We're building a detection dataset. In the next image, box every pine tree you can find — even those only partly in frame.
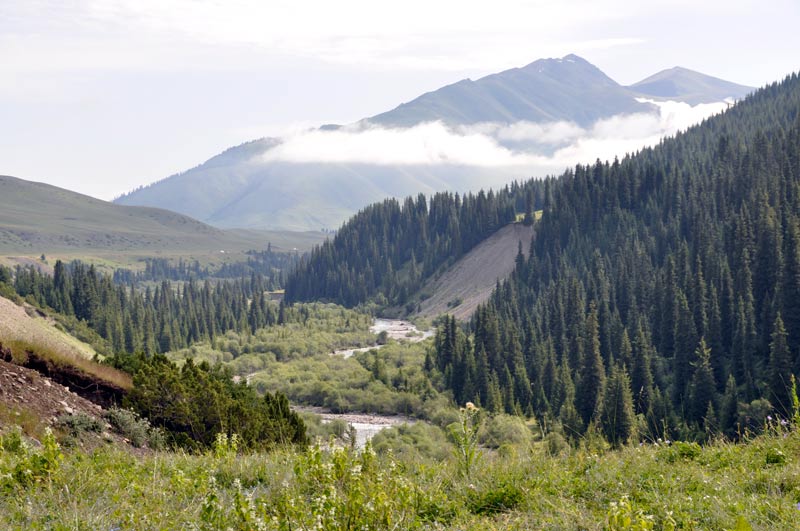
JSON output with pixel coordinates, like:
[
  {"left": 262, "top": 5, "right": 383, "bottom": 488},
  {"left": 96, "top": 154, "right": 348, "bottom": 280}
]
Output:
[
  {"left": 768, "top": 313, "right": 793, "bottom": 417},
  {"left": 576, "top": 303, "right": 606, "bottom": 427},
  {"left": 630, "top": 323, "right": 655, "bottom": 415},
  {"left": 720, "top": 375, "right": 740, "bottom": 438},
  {"left": 600, "top": 363, "right": 636, "bottom": 448},
  {"left": 688, "top": 338, "right": 717, "bottom": 426}
]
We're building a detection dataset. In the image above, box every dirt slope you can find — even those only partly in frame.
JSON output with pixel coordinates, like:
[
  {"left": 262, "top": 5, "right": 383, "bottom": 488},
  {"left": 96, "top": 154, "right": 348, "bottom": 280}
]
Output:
[{"left": 415, "top": 223, "right": 534, "bottom": 320}]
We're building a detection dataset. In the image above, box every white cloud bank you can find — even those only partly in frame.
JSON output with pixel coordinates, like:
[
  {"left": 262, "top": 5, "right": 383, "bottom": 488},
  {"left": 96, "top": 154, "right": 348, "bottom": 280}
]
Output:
[{"left": 259, "top": 99, "right": 730, "bottom": 175}]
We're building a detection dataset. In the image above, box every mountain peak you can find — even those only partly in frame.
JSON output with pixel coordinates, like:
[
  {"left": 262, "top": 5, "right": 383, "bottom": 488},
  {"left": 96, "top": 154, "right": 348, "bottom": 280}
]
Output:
[
  {"left": 367, "top": 53, "right": 642, "bottom": 128},
  {"left": 631, "top": 66, "right": 753, "bottom": 104}
]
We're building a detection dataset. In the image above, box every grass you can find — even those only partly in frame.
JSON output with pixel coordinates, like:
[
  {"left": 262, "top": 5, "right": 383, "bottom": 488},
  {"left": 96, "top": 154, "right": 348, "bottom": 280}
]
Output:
[
  {"left": 4, "top": 338, "right": 132, "bottom": 391},
  {"left": 2, "top": 418, "right": 800, "bottom": 529},
  {"left": 0, "top": 295, "right": 99, "bottom": 361},
  {"left": 0, "top": 175, "right": 325, "bottom": 267}
]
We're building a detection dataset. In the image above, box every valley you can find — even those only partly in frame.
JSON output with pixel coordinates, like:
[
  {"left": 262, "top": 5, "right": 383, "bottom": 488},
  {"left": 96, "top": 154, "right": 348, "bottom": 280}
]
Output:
[{"left": 1, "top": 19, "right": 798, "bottom": 528}]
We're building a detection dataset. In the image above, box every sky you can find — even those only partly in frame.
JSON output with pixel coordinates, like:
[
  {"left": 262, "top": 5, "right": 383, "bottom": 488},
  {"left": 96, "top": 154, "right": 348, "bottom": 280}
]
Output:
[{"left": 1, "top": 0, "right": 798, "bottom": 200}]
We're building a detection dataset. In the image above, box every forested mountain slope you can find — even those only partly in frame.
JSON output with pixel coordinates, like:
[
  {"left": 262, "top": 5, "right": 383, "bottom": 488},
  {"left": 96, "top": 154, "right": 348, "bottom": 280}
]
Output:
[
  {"left": 432, "top": 73, "right": 800, "bottom": 443},
  {"left": 284, "top": 180, "right": 553, "bottom": 309}
]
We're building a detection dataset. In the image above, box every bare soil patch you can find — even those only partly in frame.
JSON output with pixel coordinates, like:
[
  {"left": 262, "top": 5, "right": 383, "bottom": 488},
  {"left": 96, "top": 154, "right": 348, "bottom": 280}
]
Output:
[{"left": 415, "top": 223, "right": 534, "bottom": 320}]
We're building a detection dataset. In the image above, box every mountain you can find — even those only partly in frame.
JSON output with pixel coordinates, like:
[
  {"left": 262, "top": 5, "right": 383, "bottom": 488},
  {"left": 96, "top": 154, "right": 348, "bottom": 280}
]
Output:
[
  {"left": 0, "top": 175, "right": 324, "bottom": 264},
  {"left": 631, "top": 66, "right": 753, "bottom": 104},
  {"left": 115, "top": 55, "right": 754, "bottom": 231},
  {"left": 114, "top": 143, "right": 516, "bottom": 231},
  {"left": 368, "top": 54, "right": 651, "bottom": 127}
]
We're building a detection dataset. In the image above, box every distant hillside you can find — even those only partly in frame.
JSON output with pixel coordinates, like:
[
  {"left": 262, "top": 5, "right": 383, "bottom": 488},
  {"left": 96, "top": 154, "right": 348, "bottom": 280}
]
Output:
[
  {"left": 116, "top": 155, "right": 517, "bottom": 231},
  {"left": 631, "top": 66, "right": 753, "bottom": 104},
  {"left": 116, "top": 55, "right": 753, "bottom": 231},
  {"left": 0, "top": 295, "right": 98, "bottom": 362},
  {"left": 0, "top": 175, "right": 324, "bottom": 264}
]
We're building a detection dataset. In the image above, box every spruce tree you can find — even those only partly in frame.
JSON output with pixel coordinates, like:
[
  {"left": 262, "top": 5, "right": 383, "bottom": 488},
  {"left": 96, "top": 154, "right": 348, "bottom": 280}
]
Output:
[
  {"left": 600, "top": 363, "right": 636, "bottom": 448},
  {"left": 576, "top": 303, "right": 606, "bottom": 427},
  {"left": 688, "top": 338, "right": 717, "bottom": 426},
  {"left": 769, "top": 313, "right": 793, "bottom": 417}
]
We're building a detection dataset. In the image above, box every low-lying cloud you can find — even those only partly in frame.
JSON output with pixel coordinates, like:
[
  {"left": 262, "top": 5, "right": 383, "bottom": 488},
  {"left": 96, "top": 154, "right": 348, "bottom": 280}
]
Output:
[{"left": 259, "top": 99, "right": 730, "bottom": 176}]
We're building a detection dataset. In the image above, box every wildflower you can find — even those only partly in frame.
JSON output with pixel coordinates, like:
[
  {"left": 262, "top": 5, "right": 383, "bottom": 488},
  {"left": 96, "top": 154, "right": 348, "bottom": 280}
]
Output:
[
  {"left": 796, "top": 502, "right": 800, "bottom": 511},
  {"left": 767, "top": 415, "right": 773, "bottom": 421},
  {"left": 781, "top": 419, "right": 788, "bottom": 426},
  {"left": 465, "top": 402, "right": 477, "bottom": 411}
]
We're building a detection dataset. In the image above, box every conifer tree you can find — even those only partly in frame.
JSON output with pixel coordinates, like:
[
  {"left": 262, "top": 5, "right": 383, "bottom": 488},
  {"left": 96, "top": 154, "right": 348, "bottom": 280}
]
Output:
[
  {"left": 600, "top": 363, "right": 636, "bottom": 448},
  {"left": 576, "top": 303, "right": 606, "bottom": 427},
  {"left": 769, "top": 313, "right": 793, "bottom": 417},
  {"left": 688, "top": 338, "right": 717, "bottom": 425}
]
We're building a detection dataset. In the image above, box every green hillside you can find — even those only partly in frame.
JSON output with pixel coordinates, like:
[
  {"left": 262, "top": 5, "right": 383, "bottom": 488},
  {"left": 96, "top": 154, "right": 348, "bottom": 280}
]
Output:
[{"left": 0, "top": 175, "right": 324, "bottom": 266}]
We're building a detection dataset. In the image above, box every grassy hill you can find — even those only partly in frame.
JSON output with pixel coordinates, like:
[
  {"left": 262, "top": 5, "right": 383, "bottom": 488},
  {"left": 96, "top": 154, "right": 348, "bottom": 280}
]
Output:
[
  {"left": 0, "top": 295, "right": 98, "bottom": 362},
  {"left": 0, "top": 175, "right": 324, "bottom": 268},
  {"left": 2, "top": 412, "right": 799, "bottom": 529}
]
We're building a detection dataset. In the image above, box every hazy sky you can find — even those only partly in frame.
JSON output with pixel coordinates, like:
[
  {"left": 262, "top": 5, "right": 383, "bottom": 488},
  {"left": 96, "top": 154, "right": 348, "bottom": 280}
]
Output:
[{"left": 1, "top": 0, "right": 798, "bottom": 200}]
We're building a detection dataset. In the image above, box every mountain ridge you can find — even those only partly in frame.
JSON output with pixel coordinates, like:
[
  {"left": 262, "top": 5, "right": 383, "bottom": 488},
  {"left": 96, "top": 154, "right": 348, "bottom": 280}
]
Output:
[{"left": 115, "top": 54, "right": 754, "bottom": 231}]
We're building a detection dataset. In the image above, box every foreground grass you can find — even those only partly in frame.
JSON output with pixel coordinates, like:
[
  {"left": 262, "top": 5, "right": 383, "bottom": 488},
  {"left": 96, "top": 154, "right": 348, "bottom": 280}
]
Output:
[{"left": 2, "top": 425, "right": 800, "bottom": 530}]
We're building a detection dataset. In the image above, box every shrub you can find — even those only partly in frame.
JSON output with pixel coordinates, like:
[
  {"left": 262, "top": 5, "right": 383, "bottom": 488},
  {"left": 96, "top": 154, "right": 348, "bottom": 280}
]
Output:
[
  {"left": 55, "top": 412, "right": 103, "bottom": 438},
  {"left": 543, "top": 431, "right": 569, "bottom": 456},
  {"left": 479, "top": 414, "right": 534, "bottom": 449},
  {"left": 104, "top": 408, "right": 165, "bottom": 449},
  {"left": 467, "top": 481, "right": 524, "bottom": 516}
]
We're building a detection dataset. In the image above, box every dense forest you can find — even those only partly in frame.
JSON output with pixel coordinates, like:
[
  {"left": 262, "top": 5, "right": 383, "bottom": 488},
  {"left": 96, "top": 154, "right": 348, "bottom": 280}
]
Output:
[
  {"left": 7, "top": 261, "right": 282, "bottom": 355},
  {"left": 433, "top": 73, "right": 800, "bottom": 443},
  {"left": 285, "top": 180, "right": 553, "bottom": 308}
]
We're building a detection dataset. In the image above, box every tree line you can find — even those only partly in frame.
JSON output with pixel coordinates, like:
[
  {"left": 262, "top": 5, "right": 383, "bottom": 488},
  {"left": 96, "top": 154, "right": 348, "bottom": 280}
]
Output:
[
  {"left": 1, "top": 262, "right": 308, "bottom": 450},
  {"left": 10, "top": 261, "right": 282, "bottom": 355},
  {"left": 112, "top": 246, "right": 298, "bottom": 287}
]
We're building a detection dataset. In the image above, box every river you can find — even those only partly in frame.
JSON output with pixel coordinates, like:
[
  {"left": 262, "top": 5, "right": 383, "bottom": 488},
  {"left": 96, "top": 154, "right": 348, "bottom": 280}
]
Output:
[
  {"left": 295, "top": 407, "right": 416, "bottom": 448},
  {"left": 332, "top": 318, "right": 434, "bottom": 358},
  {"left": 322, "top": 318, "right": 433, "bottom": 445}
]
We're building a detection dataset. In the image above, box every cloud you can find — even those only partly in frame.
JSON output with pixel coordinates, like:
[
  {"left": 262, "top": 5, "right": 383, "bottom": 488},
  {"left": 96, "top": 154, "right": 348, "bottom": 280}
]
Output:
[{"left": 258, "top": 99, "right": 729, "bottom": 174}]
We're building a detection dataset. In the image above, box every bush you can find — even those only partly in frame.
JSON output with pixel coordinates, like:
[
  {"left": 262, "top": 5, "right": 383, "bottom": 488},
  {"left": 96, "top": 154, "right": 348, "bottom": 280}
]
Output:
[
  {"left": 479, "top": 414, "right": 534, "bottom": 449},
  {"left": 543, "top": 431, "right": 569, "bottom": 456},
  {"left": 104, "top": 408, "right": 165, "bottom": 449},
  {"left": 467, "top": 481, "right": 524, "bottom": 516},
  {"left": 55, "top": 412, "right": 103, "bottom": 438}
]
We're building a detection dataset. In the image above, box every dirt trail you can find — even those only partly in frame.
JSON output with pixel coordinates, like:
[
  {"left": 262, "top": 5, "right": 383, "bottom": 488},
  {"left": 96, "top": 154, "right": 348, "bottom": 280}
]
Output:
[{"left": 415, "top": 223, "right": 534, "bottom": 320}]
